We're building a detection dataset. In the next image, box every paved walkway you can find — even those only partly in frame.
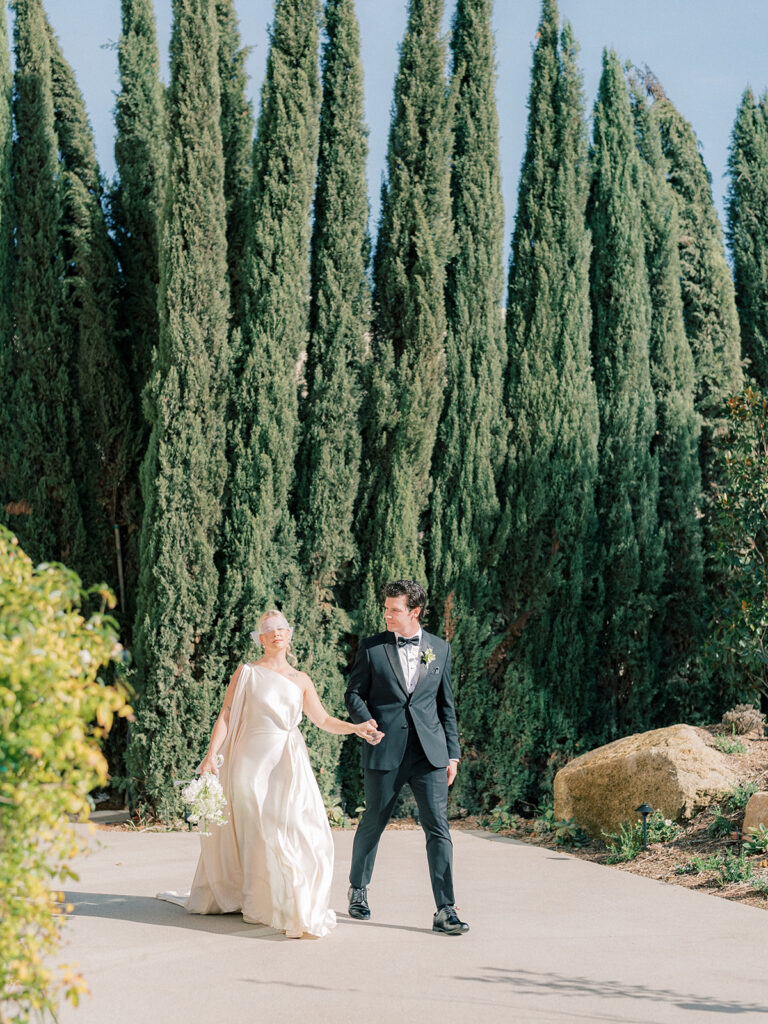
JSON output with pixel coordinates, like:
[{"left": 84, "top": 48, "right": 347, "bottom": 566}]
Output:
[{"left": 58, "top": 821, "right": 768, "bottom": 1024}]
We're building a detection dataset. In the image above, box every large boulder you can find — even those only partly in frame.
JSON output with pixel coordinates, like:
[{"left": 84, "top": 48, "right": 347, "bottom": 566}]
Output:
[
  {"left": 743, "top": 793, "right": 768, "bottom": 836},
  {"left": 554, "top": 724, "right": 739, "bottom": 837}
]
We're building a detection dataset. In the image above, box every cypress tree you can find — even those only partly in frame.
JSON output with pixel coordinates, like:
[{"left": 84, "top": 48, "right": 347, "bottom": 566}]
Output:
[
  {"left": 727, "top": 87, "right": 768, "bottom": 387},
  {"left": 656, "top": 95, "right": 742, "bottom": 474},
  {"left": 485, "top": 5, "right": 599, "bottom": 808},
  {"left": 427, "top": 0, "right": 504, "bottom": 805},
  {"left": 216, "top": 0, "right": 253, "bottom": 322},
  {"left": 631, "top": 79, "right": 706, "bottom": 722},
  {"left": 46, "top": 19, "right": 131, "bottom": 590},
  {"left": 588, "top": 49, "right": 662, "bottom": 735},
  {"left": 0, "top": 4, "right": 14, "bottom": 513},
  {"left": 112, "top": 0, "right": 166, "bottom": 403},
  {"left": 294, "top": 0, "right": 370, "bottom": 804},
  {"left": 125, "top": 0, "right": 231, "bottom": 818},
  {"left": 111, "top": 0, "right": 167, "bottom": 623},
  {"left": 357, "top": 0, "right": 453, "bottom": 634},
  {"left": 4, "top": 0, "right": 88, "bottom": 571},
  {"left": 211, "top": 0, "right": 320, "bottom": 677}
]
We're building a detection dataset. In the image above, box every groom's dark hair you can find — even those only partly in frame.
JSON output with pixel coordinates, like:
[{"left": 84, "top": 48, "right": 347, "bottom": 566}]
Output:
[{"left": 382, "top": 579, "right": 426, "bottom": 618}]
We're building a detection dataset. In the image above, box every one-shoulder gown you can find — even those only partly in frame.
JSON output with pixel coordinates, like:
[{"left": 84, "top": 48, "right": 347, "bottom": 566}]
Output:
[{"left": 184, "top": 664, "right": 336, "bottom": 937}]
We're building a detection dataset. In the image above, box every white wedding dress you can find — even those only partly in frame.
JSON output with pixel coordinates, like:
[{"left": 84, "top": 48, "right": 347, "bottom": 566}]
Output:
[{"left": 181, "top": 663, "right": 336, "bottom": 937}]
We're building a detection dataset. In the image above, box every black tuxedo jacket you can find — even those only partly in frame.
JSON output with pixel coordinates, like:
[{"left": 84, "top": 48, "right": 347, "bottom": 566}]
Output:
[{"left": 345, "top": 629, "right": 461, "bottom": 771}]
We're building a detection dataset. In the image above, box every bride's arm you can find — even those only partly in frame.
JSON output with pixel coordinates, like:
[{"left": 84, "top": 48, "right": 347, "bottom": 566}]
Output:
[
  {"left": 301, "top": 676, "right": 383, "bottom": 743},
  {"left": 199, "top": 665, "right": 243, "bottom": 774}
]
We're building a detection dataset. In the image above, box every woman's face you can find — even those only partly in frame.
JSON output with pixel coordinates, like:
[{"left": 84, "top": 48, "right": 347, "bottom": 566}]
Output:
[{"left": 260, "top": 626, "right": 291, "bottom": 653}]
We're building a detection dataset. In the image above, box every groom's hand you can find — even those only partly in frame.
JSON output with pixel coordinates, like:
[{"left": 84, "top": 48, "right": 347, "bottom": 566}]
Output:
[
  {"left": 363, "top": 719, "right": 384, "bottom": 745},
  {"left": 446, "top": 759, "right": 459, "bottom": 786}
]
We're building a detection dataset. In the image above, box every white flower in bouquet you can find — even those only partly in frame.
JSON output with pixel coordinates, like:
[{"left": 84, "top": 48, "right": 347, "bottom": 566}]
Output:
[{"left": 181, "top": 773, "right": 228, "bottom": 834}]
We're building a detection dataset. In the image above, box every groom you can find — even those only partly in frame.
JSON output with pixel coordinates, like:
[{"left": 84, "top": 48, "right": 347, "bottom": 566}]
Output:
[{"left": 345, "top": 579, "right": 469, "bottom": 935}]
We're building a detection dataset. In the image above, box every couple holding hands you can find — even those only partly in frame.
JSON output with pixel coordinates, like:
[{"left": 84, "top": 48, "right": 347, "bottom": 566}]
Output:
[{"left": 182, "top": 579, "right": 469, "bottom": 939}]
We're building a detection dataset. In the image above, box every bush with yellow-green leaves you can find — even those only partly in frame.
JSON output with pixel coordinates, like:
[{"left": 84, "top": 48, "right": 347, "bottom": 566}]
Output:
[{"left": 0, "top": 527, "right": 131, "bottom": 1023}]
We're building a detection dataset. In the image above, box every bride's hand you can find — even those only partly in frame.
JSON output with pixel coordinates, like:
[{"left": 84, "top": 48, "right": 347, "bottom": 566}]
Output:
[{"left": 199, "top": 753, "right": 218, "bottom": 775}]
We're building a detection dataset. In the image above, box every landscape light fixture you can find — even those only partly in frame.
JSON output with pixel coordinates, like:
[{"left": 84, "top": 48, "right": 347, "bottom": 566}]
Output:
[{"left": 636, "top": 803, "right": 654, "bottom": 850}]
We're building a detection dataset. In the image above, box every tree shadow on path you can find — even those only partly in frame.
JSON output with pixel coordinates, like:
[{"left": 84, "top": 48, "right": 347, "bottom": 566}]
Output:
[{"left": 455, "top": 967, "right": 768, "bottom": 1017}]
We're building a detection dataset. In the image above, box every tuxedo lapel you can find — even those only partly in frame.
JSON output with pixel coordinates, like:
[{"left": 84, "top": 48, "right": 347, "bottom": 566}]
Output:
[
  {"left": 414, "top": 630, "right": 433, "bottom": 691},
  {"left": 384, "top": 634, "right": 409, "bottom": 697}
]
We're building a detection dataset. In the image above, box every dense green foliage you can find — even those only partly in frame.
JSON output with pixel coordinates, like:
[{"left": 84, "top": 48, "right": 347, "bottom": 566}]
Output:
[
  {"left": 125, "top": 0, "right": 231, "bottom": 819},
  {"left": 429, "top": 0, "right": 505, "bottom": 809},
  {"left": 656, "top": 95, "right": 743, "bottom": 475},
  {"left": 47, "top": 19, "right": 131, "bottom": 593},
  {"left": 211, "top": 0, "right": 320, "bottom": 682},
  {"left": 707, "top": 388, "right": 768, "bottom": 704},
  {"left": 0, "top": 5, "right": 12, "bottom": 518},
  {"left": 111, "top": 0, "right": 167, "bottom": 626},
  {"left": 631, "top": 83, "right": 706, "bottom": 721},
  {"left": 357, "top": 0, "right": 453, "bottom": 634},
  {"left": 215, "top": 0, "right": 253, "bottom": 321},
  {"left": 295, "top": 0, "right": 370, "bottom": 803},
  {"left": 588, "top": 49, "right": 662, "bottom": 735},
  {"left": 483, "top": 3, "right": 599, "bottom": 809},
  {"left": 4, "top": 0, "right": 89, "bottom": 575},
  {"left": 0, "top": 528, "right": 129, "bottom": 1023},
  {"left": 727, "top": 88, "right": 768, "bottom": 387}
]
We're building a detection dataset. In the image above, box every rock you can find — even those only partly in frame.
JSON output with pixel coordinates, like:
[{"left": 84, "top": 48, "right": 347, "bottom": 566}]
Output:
[
  {"left": 553, "top": 724, "right": 739, "bottom": 837},
  {"left": 743, "top": 793, "right": 768, "bottom": 836}
]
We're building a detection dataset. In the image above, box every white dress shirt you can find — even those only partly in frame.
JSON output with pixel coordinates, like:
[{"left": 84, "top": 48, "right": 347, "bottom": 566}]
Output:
[{"left": 395, "top": 628, "right": 422, "bottom": 694}]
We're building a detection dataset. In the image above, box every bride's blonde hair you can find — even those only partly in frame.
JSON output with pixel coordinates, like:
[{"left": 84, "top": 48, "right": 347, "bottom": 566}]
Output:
[{"left": 253, "top": 609, "right": 297, "bottom": 662}]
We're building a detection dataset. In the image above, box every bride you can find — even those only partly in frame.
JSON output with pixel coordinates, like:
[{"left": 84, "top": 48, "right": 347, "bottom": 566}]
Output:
[{"left": 183, "top": 610, "right": 381, "bottom": 938}]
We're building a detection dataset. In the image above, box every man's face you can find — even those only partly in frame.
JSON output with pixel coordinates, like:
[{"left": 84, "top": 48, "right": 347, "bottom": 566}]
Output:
[{"left": 384, "top": 595, "right": 420, "bottom": 637}]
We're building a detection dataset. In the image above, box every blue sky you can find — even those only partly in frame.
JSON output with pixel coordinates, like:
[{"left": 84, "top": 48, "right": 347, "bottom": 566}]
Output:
[{"left": 39, "top": 0, "right": 768, "bottom": 250}]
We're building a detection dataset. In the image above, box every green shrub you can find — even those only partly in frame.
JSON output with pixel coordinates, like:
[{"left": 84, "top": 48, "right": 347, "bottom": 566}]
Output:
[
  {"left": 724, "top": 782, "right": 759, "bottom": 812},
  {"left": 604, "top": 821, "right": 644, "bottom": 863},
  {"left": 716, "top": 851, "right": 753, "bottom": 885},
  {"left": 743, "top": 824, "right": 768, "bottom": 855},
  {"left": 0, "top": 528, "right": 130, "bottom": 1022},
  {"left": 713, "top": 730, "right": 747, "bottom": 755},
  {"left": 675, "top": 854, "right": 721, "bottom": 875},
  {"left": 554, "top": 819, "right": 590, "bottom": 848},
  {"left": 604, "top": 811, "right": 680, "bottom": 863},
  {"left": 707, "top": 808, "right": 734, "bottom": 838}
]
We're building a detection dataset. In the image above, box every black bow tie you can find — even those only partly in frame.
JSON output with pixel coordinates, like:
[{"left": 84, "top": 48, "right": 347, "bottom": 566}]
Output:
[{"left": 397, "top": 635, "right": 419, "bottom": 648}]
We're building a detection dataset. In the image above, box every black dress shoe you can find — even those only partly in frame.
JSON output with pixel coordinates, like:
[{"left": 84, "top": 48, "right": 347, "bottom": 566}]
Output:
[
  {"left": 348, "top": 885, "right": 370, "bottom": 920},
  {"left": 432, "top": 905, "right": 469, "bottom": 935}
]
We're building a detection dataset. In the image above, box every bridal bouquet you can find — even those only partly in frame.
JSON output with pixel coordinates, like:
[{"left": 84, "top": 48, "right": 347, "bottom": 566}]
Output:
[{"left": 181, "top": 773, "right": 228, "bottom": 834}]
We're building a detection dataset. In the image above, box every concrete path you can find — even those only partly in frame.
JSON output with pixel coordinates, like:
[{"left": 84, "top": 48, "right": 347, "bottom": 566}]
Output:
[{"left": 58, "top": 822, "right": 768, "bottom": 1024}]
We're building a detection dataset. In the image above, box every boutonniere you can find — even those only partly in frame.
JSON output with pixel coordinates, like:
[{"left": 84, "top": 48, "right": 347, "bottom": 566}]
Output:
[{"left": 421, "top": 647, "right": 435, "bottom": 666}]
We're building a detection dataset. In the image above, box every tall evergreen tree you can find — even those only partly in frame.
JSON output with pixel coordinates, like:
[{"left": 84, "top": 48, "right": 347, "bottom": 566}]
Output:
[
  {"left": 113, "top": 0, "right": 166, "bottom": 395},
  {"left": 111, "top": 0, "right": 167, "bottom": 623},
  {"left": 631, "top": 80, "right": 706, "bottom": 722},
  {"left": 429, "top": 0, "right": 505, "bottom": 622},
  {"left": 357, "top": 0, "right": 453, "bottom": 634},
  {"left": 295, "top": 0, "right": 370, "bottom": 803},
  {"left": 46, "top": 19, "right": 131, "bottom": 590},
  {"left": 4, "top": 0, "right": 88, "bottom": 571},
  {"left": 427, "top": 0, "right": 505, "bottom": 804},
  {"left": 211, "top": 0, "right": 320, "bottom": 679},
  {"left": 727, "top": 87, "right": 768, "bottom": 387},
  {"left": 484, "top": 4, "right": 599, "bottom": 807},
  {"left": 216, "top": 0, "right": 253, "bottom": 322},
  {"left": 0, "top": 4, "right": 14, "bottom": 514},
  {"left": 655, "top": 95, "right": 742, "bottom": 475},
  {"left": 588, "top": 49, "right": 662, "bottom": 735},
  {"left": 125, "top": 0, "right": 231, "bottom": 818}
]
